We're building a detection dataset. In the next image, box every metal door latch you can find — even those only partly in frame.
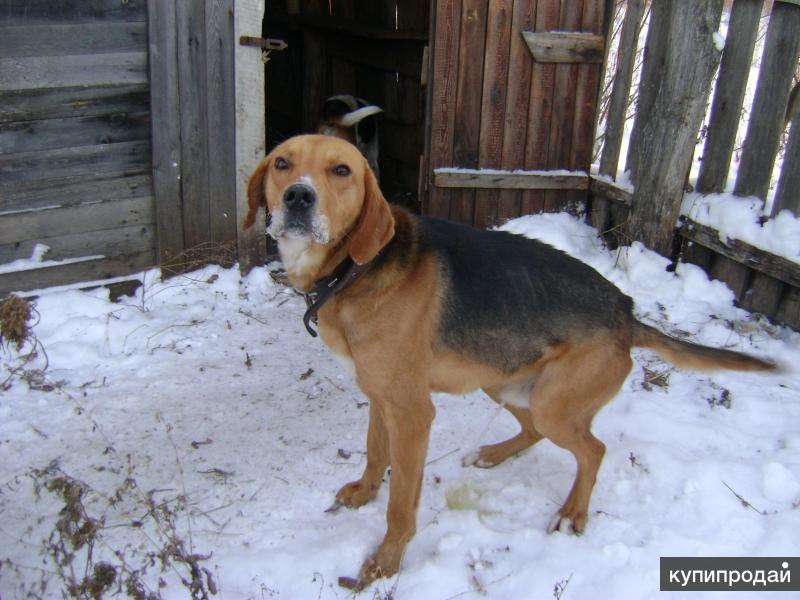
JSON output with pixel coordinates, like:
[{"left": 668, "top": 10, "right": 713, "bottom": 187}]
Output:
[{"left": 239, "top": 36, "right": 288, "bottom": 51}]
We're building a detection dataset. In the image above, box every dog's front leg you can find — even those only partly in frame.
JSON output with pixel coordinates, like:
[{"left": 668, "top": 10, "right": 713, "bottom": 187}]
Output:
[
  {"left": 357, "top": 394, "right": 435, "bottom": 586},
  {"left": 335, "top": 400, "right": 389, "bottom": 507}
]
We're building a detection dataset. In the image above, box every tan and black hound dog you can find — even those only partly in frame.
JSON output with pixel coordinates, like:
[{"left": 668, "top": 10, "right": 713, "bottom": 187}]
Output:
[{"left": 242, "top": 134, "right": 775, "bottom": 589}]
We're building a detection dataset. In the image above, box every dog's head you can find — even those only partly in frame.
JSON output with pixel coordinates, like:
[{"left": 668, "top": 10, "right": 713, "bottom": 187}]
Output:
[{"left": 242, "top": 135, "right": 395, "bottom": 290}]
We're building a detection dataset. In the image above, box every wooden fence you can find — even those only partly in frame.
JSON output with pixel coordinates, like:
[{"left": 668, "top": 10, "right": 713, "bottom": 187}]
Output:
[
  {"left": 0, "top": 0, "right": 156, "bottom": 295},
  {"left": 590, "top": 0, "right": 800, "bottom": 329},
  {"left": 424, "top": 0, "right": 610, "bottom": 229}
]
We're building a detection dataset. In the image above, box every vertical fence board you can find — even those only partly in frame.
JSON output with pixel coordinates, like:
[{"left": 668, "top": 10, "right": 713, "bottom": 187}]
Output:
[
  {"left": 206, "top": 0, "right": 236, "bottom": 247},
  {"left": 498, "top": 0, "right": 536, "bottom": 224},
  {"left": 734, "top": 2, "right": 800, "bottom": 201},
  {"left": 475, "top": 0, "right": 512, "bottom": 228},
  {"left": 544, "top": 0, "right": 583, "bottom": 212},
  {"left": 427, "top": 0, "right": 461, "bottom": 218},
  {"left": 148, "top": 0, "right": 184, "bottom": 265},
  {"left": 773, "top": 98, "right": 800, "bottom": 216},
  {"left": 624, "top": 0, "right": 723, "bottom": 256},
  {"left": 696, "top": 0, "right": 763, "bottom": 194},
  {"left": 449, "top": 0, "right": 488, "bottom": 224},
  {"left": 177, "top": 1, "right": 211, "bottom": 250},
  {"left": 592, "top": 0, "right": 644, "bottom": 232},
  {"left": 522, "top": 0, "right": 559, "bottom": 215}
]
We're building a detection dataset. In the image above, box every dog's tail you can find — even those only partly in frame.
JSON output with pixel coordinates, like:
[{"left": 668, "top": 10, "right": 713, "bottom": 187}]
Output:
[{"left": 632, "top": 321, "right": 776, "bottom": 372}]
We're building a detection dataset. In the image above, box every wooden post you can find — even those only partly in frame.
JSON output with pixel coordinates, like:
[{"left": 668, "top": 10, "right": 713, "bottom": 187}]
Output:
[
  {"left": 235, "top": 0, "right": 267, "bottom": 274},
  {"left": 734, "top": 1, "right": 800, "bottom": 202},
  {"left": 148, "top": 0, "right": 185, "bottom": 266},
  {"left": 773, "top": 91, "right": 800, "bottom": 216},
  {"left": 592, "top": 0, "right": 645, "bottom": 233},
  {"left": 624, "top": 0, "right": 723, "bottom": 256},
  {"left": 696, "top": 0, "right": 763, "bottom": 194}
]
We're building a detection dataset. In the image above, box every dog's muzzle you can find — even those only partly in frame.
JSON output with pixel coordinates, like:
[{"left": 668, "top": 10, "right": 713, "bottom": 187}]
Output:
[{"left": 282, "top": 183, "right": 316, "bottom": 236}]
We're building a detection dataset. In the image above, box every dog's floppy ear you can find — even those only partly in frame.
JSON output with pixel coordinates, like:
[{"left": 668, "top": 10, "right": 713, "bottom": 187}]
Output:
[
  {"left": 242, "top": 157, "right": 270, "bottom": 230},
  {"left": 349, "top": 162, "right": 395, "bottom": 265}
]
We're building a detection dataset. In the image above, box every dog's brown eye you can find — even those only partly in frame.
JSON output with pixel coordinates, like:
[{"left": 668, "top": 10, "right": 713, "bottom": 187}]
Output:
[
  {"left": 332, "top": 164, "right": 351, "bottom": 177},
  {"left": 274, "top": 157, "right": 290, "bottom": 170}
]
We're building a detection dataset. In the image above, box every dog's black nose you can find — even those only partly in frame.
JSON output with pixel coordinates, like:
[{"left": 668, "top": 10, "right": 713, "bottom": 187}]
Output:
[{"left": 283, "top": 183, "right": 316, "bottom": 210}]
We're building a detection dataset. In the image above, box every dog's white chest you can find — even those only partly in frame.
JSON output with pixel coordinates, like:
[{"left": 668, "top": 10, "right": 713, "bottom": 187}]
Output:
[{"left": 331, "top": 352, "right": 357, "bottom": 379}]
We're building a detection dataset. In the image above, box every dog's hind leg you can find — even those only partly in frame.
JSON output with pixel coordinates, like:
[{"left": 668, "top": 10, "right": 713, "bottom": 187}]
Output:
[
  {"left": 530, "top": 340, "right": 632, "bottom": 535},
  {"left": 463, "top": 387, "right": 543, "bottom": 468}
]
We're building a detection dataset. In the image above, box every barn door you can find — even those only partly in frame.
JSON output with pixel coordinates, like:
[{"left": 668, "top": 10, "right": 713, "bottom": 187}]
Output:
[{"left": 423, "top": 0, "right": 608, "bottom": 228}]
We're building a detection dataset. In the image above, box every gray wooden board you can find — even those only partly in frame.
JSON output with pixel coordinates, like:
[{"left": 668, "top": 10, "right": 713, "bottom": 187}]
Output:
[
  {"left": 205, "top": 0, "right": 237, "bottom": 244},
  {"left": 0, "top": 251, "right": 156, "bottom": 297},
  {"left": 0, "top": 222, "right": 155, "bottom": 263},
  {"left": 146, "top": 0, "right": 184, "bottom": 265},
  {"left": 0, "top": 84, "right": 149, "bottom": 123},
  {"left": 0, "top": 196, "right": 155, "bottom": 243},
  {"left": 0, "top": 0, "right": 146, "bottom": 25},
  {"left": 696, "top": 0, "right": 763, "bottom": 193},
  {"left": 2, "top": 174, "right": 153, "bottom": 214},
  {"left": 734, "top": 2, "right": 800, "bottom": 200},
  {"left": 0, "top": 22, "right": 146, "bottom": 57},
  {"left": 0, "top": 52, "right": 147, "bottom": 90},
  {"left": 0, "top": 140, "right": 150, "bottom": 185},
  {"left": 0, "top": 112, "right": 150, "bottom": 154}
]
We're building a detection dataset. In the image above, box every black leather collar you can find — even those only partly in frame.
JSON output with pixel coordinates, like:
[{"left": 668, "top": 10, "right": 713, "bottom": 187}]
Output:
[{"left": 302, "top": 257, "right": 371, "bottom": 337}]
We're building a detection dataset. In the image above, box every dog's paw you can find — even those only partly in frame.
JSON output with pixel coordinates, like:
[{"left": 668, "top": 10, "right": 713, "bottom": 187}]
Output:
[
  {"left": 461, "top": 449, "right": 499, "bottom": 469},
  {"left": 335, "top": 479, "right": 380, "bottom": 508},
  {"left": 546, "top": 512, "right": 585, "bottom": 535}
]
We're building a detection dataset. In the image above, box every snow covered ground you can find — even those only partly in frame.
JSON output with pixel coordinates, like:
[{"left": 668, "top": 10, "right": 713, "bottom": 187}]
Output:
[{"left": 2, "top": 212, "right": 799, "bottom": 599}]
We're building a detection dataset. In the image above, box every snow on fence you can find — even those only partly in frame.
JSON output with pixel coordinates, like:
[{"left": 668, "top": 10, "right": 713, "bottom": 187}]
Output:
[{"left": 590, "top": 0, "right": 800, "bottom": 329}]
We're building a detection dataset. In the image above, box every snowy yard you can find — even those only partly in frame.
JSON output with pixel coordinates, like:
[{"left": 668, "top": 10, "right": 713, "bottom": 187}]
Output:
[{"left": 2, "top": 212, "right": 799, "bottom": 599}]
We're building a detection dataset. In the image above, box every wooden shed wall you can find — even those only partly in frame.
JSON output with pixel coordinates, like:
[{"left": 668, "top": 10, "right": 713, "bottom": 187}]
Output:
[
  {"left": 0, "top": 0, "right": 155, "bottom": 294},
  {"left": 425, "top": 0, "right": 608, "bottom": 229}
]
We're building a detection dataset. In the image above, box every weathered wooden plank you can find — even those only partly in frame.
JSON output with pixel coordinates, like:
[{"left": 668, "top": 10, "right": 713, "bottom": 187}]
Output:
[
  {"left": 2, "top": 174, "right": 153, "bottom": 214},
  {"left": 235, "top": 0, "right": 267, "bottom": 274},
  {"left": 498, "top": 0, "right": 535, "bottom": 222},
  {"left": 0, "top": 22, "right": 146, "bottom": 57},
  {"left": 0, "top": 222, "right": 155, "bottom": 264},
  {"left": 772, "top": 96, "right": 800, "bottom": 216},
  {"left": 624, "top": 0, "right": 724, "bottom": 255},
  {"left": 589, "top": 175, "right": 633, "bottom": 206},
  {"left": 545, "top": 0, "right": 583, "bottom": 212},
  {"left": 0, "top": 112, "right": 150, "bottom": 154},
  {"left": 522, "top": 0, "right": 559, "bottom": 215},
  {"left": 0, "top": 196, "right": 154, "bottom": 243},
  {"left": 522, "top": 31, "right": 604, "bottom": 63},
  {"left": 0, "top": 140, "right": 151, "bottom": 185},
  {"left": 177, "top": 0, "right": 211, "bottom": 250},
  {"left": 740, "top": 272, "right": 784, "bottom": 316},
  {"left": 475, "top": 0, "right": 512, "bottom": 228},
  {"left": 593, "top": 0, "right": 644, "bottom": 232},
  {"left": 434, "top": 168, "right": 589, "bottom": 190},
  {"left": 566, "top": 0, "right": 604, "bottom": 215},
  {"left": 426, "top": 0, "right": 461, "bottom": 218},
  {"left": 147, "top": 0, "right": 184, "bottom": 266},
  {"left": 448, "top": 0, "right": 487, "bottom": 225},
  {"left": 774, "top": 285, "right": 800, "bottom": 329},
  {"left": 0, "top": 0, "right": 146, "bottom": 25},
  {"left": 626, "top": 0, "right": 669, "bottom": 184},
  {"left": 206, "top": 0, "right": 237, "bottom": 244},
  {"left": 734, "top": 2, "right": 800, "bottom": 201},
  {"left": 0, "top": 84, "right": 149, "bottom": 124},
  {"left": 696, "top": 0, "right": 763, "bottom": 194},
  {"left": 0, "top": 52, "right": 148, "bottom": 90},
  {"left": 679, "top": 219, "right": 800, "bottom": 289},
  {"left": 709, "top": 254, "right": 752, "bottom": 302},
  {"left": 0, "top": 251, "right": 155, "bottom": 297}
]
